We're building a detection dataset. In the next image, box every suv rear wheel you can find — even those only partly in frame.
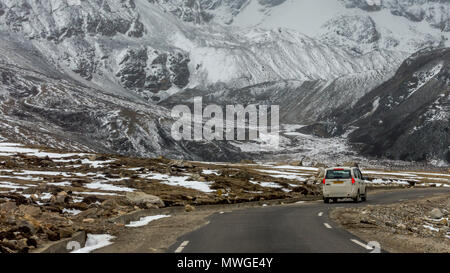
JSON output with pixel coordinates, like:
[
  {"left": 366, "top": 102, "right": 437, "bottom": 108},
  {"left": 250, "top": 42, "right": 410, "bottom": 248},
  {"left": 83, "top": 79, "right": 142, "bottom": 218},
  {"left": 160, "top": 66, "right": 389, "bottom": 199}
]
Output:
[{"left": 361, "top": 190, "right": 367, "bottom": 202}]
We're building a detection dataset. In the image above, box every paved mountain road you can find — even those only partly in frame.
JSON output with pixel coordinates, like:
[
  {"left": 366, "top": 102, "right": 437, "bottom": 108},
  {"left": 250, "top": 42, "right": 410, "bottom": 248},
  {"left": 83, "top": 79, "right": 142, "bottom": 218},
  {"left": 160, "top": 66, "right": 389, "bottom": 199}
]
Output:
[{"left": 168, "top": 188, "right": 450, "bottom": 253}]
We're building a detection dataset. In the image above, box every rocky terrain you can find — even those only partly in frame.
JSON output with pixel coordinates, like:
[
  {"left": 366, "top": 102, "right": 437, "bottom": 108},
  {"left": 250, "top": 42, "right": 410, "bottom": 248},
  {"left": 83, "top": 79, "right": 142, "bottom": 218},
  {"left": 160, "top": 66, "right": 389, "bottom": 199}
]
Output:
[
  {"left": 331, "top": 195, "right": 450, "bottom": 252},
  {"left": 0, "top": 142, "right": 323, "bottom": 253},
  {"left": 0, "top": 141, "right": 449, "bottom": 253}
]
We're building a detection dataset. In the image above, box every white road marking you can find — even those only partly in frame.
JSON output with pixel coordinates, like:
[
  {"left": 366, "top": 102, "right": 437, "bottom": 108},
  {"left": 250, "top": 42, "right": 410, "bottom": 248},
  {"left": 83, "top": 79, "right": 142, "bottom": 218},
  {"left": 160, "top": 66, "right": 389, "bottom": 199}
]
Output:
[
  {"left": 175, "top": 246, "right": 183, "bottom": 253},
  {"left": 318, "top": 212, "right": 323, "bottom": 217},
  {"left": 175, "top": 241, "right": 189, "bottom": 253},
  {"left": 324, "top": 223, "right": 332, "bottom": 229},
  {"left": 351, "top": 239, "right": 372, "bottom": 250}
]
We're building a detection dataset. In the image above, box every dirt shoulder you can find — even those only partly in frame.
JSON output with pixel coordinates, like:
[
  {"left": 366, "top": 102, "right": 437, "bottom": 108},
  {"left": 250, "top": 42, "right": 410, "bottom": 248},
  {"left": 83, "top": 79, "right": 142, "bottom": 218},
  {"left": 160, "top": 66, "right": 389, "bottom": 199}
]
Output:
[
  {"left": 330, "top": 194, "right": 450, "bottom": 253},
  {"left": 94, "top": 209, "right": 213, "bottom": 253}
]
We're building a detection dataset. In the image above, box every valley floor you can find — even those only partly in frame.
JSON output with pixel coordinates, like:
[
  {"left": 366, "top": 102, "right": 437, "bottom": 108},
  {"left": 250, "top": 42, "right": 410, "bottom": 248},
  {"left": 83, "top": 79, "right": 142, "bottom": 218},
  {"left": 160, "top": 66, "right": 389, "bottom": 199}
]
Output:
[{"left": 0, "top": 142, "right": 449, "bottom": 253}]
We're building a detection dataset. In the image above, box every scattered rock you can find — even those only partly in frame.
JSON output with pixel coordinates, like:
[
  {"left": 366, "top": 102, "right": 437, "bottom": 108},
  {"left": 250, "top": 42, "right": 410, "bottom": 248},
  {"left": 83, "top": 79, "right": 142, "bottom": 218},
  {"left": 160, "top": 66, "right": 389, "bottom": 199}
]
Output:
[
  {"left": 430, "top": 208, "right": 443, "bottom": 219},
  {"left": 316, "top": 167, "right": 325, "bottom": 179},
  {"left": 439, "top": 226, "right": 449, "bottom": 234},
  {"left": 88, "top": 155, "right": 107, "bottom": 161},
  {"left": 58, "top": 227, "right": 74, "bottom": 239},
  {"left": 83, "top": 196, "right": 101, "bottom": 204},
  {"left": 305, "top": 177, "right": 316, "bottom": 185},
  {"left": 18, "top": 205, "right": 41, "bottom": 217},
  {"left": 26, "top": 238, "right": 37, "bottom": 248},
  {"left": 17, "top": 219, "right": 38, "bottom": 235},
  {"left": 289, "top": 161, "right": 302, "bottom": 166},
  {"left": 54, "top": 193, "right": 68, "bottom": 204},
  {"left": 82, "top": 218, "right": 95, "bottom": 224},
  {"left": 101, "top": 199, "right": 118, "bottom": 209},
  {"left": 0, "top": 202, "right": 18, "bottom": 213},
  {"left": 125, "top": 192, "right": 164, "bottom": 208},
  {"left": 30, "top": 194, "right": 39, "bottom": 202},
  {"left": 76, "top": 208, "right": 99, "bottom": 219},
  {"left": 314, "top": 163, "right": 327, "bottom": 168},
  {"left": 71, "top": 179, "right": 86, "bottom": 187},
  {"left": 185, "top": 204, "right": 195, "bottom": 212},
  {"left": 57, "top": 191, "right": 68, "bottom": 197},
  {"left": 189, "top": 173, "right": 206, "bottom": 182},
  {"left": 44, "top": 228, "right": 60, "bottom": 241}
]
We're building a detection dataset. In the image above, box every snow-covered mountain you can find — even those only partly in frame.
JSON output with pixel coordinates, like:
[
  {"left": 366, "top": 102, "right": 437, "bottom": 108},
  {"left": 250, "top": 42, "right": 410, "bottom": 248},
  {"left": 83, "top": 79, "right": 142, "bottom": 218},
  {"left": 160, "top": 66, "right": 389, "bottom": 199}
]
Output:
[
  {"left": 207, "top": 0, "right": 449, "bottom": 54},
  {"left": 0, "top": 0, "right": 406, "bottom": 102},
  {"left": 0, "top": 34, "right": 245, "bottom": 161},
  {"left": 0, "top": 0, "right": 448, "bottom": 163}
]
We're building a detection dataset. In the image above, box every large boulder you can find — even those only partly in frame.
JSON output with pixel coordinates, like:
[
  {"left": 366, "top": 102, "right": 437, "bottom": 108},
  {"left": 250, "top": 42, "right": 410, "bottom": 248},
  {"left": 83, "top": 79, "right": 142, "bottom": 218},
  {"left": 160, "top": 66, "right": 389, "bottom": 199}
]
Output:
[
  {"left": 185, "top": 204, "right": 195, "bottom": 212},
  {"left": 18, "top": 205, "right": 41, "bottom": 217},
  {"left": 0, "top": 202, "right": 18, "bottom": 213},
  {"left": 430, "top": 208, "right": 443, "bottom": 219},
  {"left": 125, "top": 192, "right": 165, "bottom": 208}
]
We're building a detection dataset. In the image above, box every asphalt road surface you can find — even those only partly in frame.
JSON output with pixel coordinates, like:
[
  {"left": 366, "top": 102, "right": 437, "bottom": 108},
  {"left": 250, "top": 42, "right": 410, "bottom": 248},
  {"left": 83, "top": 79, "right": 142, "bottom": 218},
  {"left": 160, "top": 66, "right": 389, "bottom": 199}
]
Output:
[{"left": 168, "top": 188, "right": 450, "bottom": 253}]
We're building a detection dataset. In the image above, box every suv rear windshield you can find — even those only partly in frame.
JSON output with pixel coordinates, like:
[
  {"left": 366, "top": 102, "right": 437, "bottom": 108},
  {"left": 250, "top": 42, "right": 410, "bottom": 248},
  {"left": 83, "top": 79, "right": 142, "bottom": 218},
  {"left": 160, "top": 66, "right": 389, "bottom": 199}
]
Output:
[{"left": 326, "top": 170, "right": 352, "bottom": 179}]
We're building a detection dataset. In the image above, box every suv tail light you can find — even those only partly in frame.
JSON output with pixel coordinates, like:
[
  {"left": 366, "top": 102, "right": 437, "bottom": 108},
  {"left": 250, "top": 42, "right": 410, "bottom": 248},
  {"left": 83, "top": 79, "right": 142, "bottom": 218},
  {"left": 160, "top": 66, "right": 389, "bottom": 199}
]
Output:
[
  {"left": 323, "top": 178, "right": 326, "bottom": 184},
  {"left": 352, "top": 177, "right": 356, "bottom": 184}
]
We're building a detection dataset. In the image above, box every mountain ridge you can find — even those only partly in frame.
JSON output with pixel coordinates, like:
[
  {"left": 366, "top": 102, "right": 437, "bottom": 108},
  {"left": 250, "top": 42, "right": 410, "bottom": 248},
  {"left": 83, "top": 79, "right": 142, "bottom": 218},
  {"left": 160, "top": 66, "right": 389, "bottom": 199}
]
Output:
[{"left": 0, "top": 0, "right": 448, "bottom": 165}]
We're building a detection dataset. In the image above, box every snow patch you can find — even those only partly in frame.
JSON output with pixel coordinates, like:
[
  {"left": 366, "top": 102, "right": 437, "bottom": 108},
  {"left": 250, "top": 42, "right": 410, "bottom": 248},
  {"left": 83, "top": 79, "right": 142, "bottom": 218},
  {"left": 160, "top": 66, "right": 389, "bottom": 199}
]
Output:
[
  {"left": 71, "top": 234, "right": 115, "bottom": 253},
  {"left": 407, "top": 62, "right": 443, "bottom": 99},
  {"left": 144, "top": 173, "right": 214, "bottom": 193},
  {"left": 125, "top": 215, "right": 171, "bottom": 228}
]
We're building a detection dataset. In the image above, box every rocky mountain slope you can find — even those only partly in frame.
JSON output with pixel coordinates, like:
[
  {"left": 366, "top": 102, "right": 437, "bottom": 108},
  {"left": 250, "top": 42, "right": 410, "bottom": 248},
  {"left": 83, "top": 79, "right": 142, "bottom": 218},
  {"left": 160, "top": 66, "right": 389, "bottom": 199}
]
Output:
[
  {"left": 0, "top": 33, "right": 248, "bottom": 161},
  {"left": 331, "top": 47, "right": 450, "bottom": 165}
]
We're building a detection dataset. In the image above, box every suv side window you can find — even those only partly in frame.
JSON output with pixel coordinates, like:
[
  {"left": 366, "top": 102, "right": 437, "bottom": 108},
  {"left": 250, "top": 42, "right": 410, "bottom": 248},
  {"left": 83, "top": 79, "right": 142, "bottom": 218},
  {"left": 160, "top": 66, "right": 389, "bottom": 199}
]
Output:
[
  {"left": 357, "top": 169, "right": 363, "bottom": 180},
  {"left": 355, "top": 169, "right": 361, "bottom": 179}
]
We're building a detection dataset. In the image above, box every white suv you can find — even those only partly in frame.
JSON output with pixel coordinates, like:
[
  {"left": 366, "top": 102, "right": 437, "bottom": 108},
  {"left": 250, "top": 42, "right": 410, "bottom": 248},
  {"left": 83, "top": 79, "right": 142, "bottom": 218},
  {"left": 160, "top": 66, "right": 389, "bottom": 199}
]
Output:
[{"left": 322, "top": 167, "right": 367, "bottom": 203}]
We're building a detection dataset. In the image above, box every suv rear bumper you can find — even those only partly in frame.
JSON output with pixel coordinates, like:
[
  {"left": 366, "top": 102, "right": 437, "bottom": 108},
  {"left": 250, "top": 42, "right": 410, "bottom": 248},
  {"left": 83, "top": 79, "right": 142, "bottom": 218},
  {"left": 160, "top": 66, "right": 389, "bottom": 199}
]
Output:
[
  {"left": 323, "top": 187, "right": 358, "bottom": 198},
  {"left": 323, "top": 192, "right": 357, "bottom": 199}
]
